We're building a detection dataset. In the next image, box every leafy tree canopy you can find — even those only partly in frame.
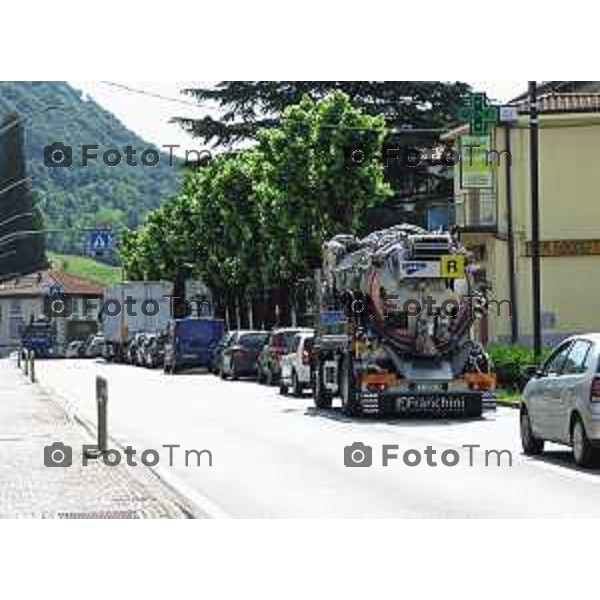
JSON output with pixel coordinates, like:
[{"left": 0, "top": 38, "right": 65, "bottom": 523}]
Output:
[{"left": 121, "top": 92, "right": 392, "bottom": 317}]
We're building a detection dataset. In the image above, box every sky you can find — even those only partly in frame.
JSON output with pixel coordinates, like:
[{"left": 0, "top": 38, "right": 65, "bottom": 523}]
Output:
[{"left": 69, "top": 81, "right": 526, "bottom": 154}]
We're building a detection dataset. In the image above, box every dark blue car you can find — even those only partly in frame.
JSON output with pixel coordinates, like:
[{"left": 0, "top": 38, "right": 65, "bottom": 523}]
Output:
[
  {"left": 163, "top": 318, "right": 225, "bottom": 374},
  {"left": 21, "top": 321, "right": 56, "bottom": 358}
]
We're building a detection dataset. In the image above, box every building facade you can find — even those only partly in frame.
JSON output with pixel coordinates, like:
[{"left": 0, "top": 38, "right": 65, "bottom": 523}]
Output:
[
  {"left": 445, "top": 90, "right": 600, "bottom": 347},
  {"left": 0, "top": 269, "right": 104, "bottom": 356}
]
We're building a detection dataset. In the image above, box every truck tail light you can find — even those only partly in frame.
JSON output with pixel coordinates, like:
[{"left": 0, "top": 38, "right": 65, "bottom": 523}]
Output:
[{"left": 591, "top": 377, "right": 600, "bottom": 402}]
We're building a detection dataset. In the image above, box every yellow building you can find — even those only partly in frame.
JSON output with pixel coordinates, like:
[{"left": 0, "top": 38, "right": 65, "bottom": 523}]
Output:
[{"left": 444, "top": 91, "right": 600, "bottom": 346}]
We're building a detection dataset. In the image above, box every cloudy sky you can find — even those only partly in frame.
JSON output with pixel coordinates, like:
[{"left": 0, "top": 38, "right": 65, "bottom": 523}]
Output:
[{"left": 69, "top": 81, "right": 526, "bottom": 154}]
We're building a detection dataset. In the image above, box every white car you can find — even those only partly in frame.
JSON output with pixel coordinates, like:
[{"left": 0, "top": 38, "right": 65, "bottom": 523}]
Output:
[
  {"left": 279, "top": 331, "right": 314, "bottom": 396},
  {"left": 65, "top": 340, "right": 84, "bottom": 358},
  {"left": 521, "top": 333, "right": 600, "bottom": 467},
  {"left": 84, "top": 335, "right": 105, "bottom": 358}
]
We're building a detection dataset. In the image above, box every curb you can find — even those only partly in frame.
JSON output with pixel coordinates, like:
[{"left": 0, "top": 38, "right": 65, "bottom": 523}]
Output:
[
  {"left": 497, "top": 400, "right": 521, "bottom": 409},
  {"left": 20, "top": 357, "right": 227, "bottom": 519}
]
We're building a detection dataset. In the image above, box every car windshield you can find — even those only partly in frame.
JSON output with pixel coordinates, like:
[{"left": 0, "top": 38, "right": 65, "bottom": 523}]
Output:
[
  {"left": 240, "top": 333, "right": 269, "bottom": 348},
  {"left": 281, "top": 331, "right": 301, "bottom": 352}
]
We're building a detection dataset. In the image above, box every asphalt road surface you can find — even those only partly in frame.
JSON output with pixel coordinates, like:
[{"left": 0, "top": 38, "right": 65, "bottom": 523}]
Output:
[{"left": 31, "top": 358, "right": 600, "bottom": 518}]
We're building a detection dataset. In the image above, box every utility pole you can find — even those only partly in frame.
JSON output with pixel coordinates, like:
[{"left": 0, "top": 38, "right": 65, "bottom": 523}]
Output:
[{"left": 529, "top": 81, "right": 542, "bottom": 360}]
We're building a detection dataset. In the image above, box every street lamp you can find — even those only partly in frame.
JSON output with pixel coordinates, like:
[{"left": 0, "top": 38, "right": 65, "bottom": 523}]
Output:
[{"left": 529, "top": 81, "right": 542, "bottom": 360}]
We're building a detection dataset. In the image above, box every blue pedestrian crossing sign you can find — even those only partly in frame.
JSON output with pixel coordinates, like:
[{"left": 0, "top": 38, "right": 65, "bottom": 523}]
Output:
[
  {"left": 47, "top": 282, "right": 64, "bottom": 296},
  {"left": 87, "top": 229, "right": 115, "bottom": 256}
]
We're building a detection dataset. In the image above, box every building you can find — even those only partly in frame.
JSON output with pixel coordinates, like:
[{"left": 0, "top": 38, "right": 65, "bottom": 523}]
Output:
[
  {"left": 0, "top": 269, "right": 104, "bottom": 356},
  {"left": 444, "top": 86, "right": 600, "bottom": 346}
]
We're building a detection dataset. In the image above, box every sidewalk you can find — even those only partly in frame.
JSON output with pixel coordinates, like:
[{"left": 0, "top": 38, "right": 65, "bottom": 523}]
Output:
[{"left": 0, "top": 359, "right": 195, "bottom": 518}]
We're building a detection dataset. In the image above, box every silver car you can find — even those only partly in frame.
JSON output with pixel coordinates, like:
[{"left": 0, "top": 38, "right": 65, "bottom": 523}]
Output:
[
  {"left": 280, "top": 331, "right": 314, "bottom": 396},
  {"left": 521, "top": 334, "right": 600, "bottom": 467}
]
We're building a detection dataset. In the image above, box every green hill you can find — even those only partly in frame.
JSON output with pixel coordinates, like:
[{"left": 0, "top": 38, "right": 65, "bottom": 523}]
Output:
[
  {"left": 48, "top": 252, "right": 121, "bottom": 287},
  {"left": 0, "top": 81, "right": 182, "bottom": 258}
]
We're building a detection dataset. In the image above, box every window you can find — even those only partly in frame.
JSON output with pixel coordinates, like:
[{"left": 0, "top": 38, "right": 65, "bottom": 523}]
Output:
[
  {"left": 454, "top": 189, "right": 497, "bottom": 228},
  {"left": 289, "top": 335, "right": 301, "bottom": 353},
  {"left": 563, "top": 340, "right": 593, "bottom": 375},
  {"left": 543, "top": 342, "right": 573, "bottom": 376},
  {"left": 10, "top": 299, "right": 21, "bottom": 315},
  {"left": 8, "top": 298, "right": 23, "bottom": 339},
  {"left": 240, "top": 333, "right": 268, "bottom": 349}
]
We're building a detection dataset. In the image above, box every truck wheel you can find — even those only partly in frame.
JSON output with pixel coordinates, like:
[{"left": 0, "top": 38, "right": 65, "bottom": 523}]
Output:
[
  {"left": 520, "top": 408, "right": 544, "bottom": 455},
  {"left": 340, "top": 355, "right": 360, "bottom": 417},
  {"left": 378, "top": 396, "right": 396, "bottom": 419},
  {"left": 313, "top": 363, "right": 332, "bottom": 409},
  {"left": 464, "top": 396, "right": 483, "bottom": 418}
]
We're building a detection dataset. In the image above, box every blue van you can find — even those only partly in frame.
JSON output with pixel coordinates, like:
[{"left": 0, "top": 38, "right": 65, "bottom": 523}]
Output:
[{"left": 163, "top": 318, "right": 225, "bottom": 374}]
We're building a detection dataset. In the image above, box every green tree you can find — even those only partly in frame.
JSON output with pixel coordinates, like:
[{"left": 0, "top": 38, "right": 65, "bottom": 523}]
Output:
[
  {"left": 121, "top": 92, "right": 392, "bottom": 326},
  {"left": 175, "top": 81, "right": 471, "bottom": 147}
]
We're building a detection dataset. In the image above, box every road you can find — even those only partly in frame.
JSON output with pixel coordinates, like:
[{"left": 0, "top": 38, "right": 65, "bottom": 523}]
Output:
[{"left": 31, "top": 358, "right": 600, "bottom": 518}]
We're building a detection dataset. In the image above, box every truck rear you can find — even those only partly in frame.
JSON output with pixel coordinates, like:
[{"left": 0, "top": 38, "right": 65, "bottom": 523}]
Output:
[
  {"left": 312, "top": 224, "right": 496, "bottom": 418},
  {"left": 21, "top": 320, "right": 56, "bottom": 358},
  {"left": 102, "top": 281, "right": 173, "bottom": 362},
  {"left": 163, "top": 318, "right": 225, "bottom": 374}
]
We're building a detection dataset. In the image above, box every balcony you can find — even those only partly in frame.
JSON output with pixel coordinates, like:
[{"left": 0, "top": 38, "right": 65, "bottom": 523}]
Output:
[{"left": 454, "top": 188, "right": 497, "bottom": 232}]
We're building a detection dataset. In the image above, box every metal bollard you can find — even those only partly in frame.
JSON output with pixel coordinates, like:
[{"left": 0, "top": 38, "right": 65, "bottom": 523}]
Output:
[
  {"left": 24, "top": 350, "right": 29, "bottom": 377},
  {"left": 86, "top": 376, "right": 108, "bottom": 460},
  {"left": 29, "top": 351, "right": 35, "bottom": 383},
  {"left": 96, "top": 376, "right": 108, "bottom": 453},
  {"left": 17, "top": 348, "right": 21, "bottom": 369}
]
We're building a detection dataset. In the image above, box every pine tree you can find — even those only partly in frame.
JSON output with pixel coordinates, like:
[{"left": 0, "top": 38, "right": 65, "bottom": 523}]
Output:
[{"left": 175, "top": 81, "right": 471, "bottom": 147}]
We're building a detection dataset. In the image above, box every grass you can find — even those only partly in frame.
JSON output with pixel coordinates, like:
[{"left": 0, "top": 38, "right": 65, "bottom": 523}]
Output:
[{"left": 48, "top": 252, "right": 122, "bottom": 287}]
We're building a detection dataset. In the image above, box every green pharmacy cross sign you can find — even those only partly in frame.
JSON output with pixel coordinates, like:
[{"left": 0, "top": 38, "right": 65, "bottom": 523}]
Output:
[{"left": 459, "top": 93, "right": 500, "bottom": 135}]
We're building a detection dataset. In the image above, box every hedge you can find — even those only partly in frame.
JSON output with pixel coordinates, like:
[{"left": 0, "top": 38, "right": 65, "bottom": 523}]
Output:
[{"left": 487, "top": 344, "right": 552, "bottom": 391}]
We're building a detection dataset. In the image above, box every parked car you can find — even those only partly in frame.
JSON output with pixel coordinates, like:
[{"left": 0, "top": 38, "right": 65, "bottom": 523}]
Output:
[
  {"left": 163, "top": 318, "right": 225, "bottom": 374},
  {"left": 521, "top": 334, "right": 600, "bottom": 467},
  {"left": 137, "top": 334, "right": 155, "bottom": 367},
  {"left": 84, "top": 335, "right": 105, "bottom": 358},
  {"left": 66, "top": 340, "right": 85, "bottom": 359},
  {"left": 257, "top": 328, "right": 312, "bottom": 385},
  {"left": 145, "top": 334, "right": 166, "bottom": 369},
  {"left": 220, "top": 331, "right": 269, "bottom": 380},
  {"left": 210, "top": 331, "right": 235, "bottom": 374},
  {"left": 279, "top": 331, "right": 314, "bottom": 396},
  {"left": 126, "top": 333, "right": 146, "bottom": 365}
]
